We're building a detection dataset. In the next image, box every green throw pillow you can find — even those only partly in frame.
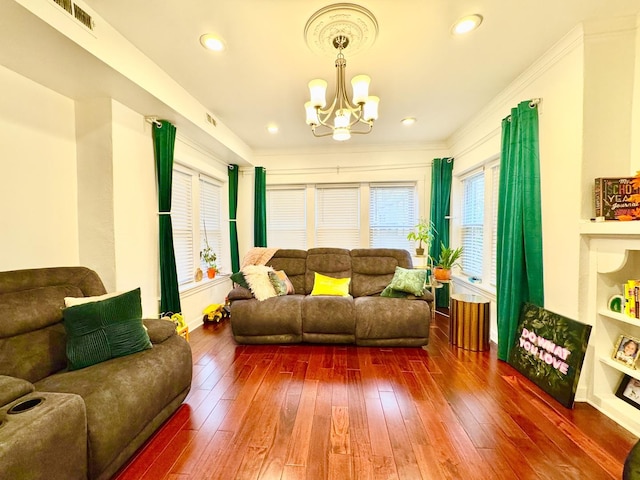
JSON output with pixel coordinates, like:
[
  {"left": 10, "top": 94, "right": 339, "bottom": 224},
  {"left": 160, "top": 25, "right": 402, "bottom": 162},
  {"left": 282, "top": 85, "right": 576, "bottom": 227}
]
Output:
[
  {"left": 230, "top": 271, "right": 250, "bottom": 290},
  {"left": 387, "top": 266, "right": 426, "bottom": 296},
  {"left": 268, "top": 271, "right": 288, "bottom": 296},
  {"left": 62, "top": 288, "right": 152, "bottom": 371},
  {"left": 380, "top": 285, "right": 411, "bottom": 298}
]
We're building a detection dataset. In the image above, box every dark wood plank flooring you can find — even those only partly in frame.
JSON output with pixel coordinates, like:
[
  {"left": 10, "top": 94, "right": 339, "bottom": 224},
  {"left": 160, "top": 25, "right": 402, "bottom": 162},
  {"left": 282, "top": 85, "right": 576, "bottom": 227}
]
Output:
[{"left": 115, "top": 310, "right": 638, "bottom": 479}]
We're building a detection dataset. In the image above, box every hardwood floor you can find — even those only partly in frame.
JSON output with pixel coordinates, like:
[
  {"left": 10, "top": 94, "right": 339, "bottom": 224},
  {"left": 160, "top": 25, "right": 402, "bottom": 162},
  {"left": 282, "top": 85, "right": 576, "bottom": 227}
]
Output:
[{"left": 115, "top": 311, "right": 638, "bottom": 479}]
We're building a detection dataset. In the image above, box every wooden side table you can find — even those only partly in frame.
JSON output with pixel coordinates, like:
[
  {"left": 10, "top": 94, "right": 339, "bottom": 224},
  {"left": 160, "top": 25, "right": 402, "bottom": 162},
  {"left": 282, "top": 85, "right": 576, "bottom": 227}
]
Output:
[{"left": 449, "top": 293, "right": 490, "bottom": 351}]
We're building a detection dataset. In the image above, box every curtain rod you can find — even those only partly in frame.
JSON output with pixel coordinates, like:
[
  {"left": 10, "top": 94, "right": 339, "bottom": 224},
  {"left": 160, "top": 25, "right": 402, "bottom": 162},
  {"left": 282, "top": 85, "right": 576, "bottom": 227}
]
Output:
[{"left": 144, "top": 116, "right": 162, "bottom": 128}]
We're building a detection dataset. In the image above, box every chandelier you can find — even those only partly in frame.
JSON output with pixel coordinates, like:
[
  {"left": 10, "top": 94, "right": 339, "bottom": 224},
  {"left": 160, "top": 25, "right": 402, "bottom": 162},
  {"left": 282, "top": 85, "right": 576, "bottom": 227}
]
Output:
[{"left": 303, "top": 3, "right": 380, "bottom": 141}]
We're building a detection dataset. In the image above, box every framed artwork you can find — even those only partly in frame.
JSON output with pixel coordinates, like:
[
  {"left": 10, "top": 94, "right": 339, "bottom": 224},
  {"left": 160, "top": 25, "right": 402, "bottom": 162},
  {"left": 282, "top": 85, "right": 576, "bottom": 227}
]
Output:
[
  {"left": 612, "top": 334, "right": 640, "bottom": 369},
  {"left": 507, "top": 303, "right": 591, "bottom": 409},
  {"left": 615, "top": 375, "right": 640, "bottom": 410}
]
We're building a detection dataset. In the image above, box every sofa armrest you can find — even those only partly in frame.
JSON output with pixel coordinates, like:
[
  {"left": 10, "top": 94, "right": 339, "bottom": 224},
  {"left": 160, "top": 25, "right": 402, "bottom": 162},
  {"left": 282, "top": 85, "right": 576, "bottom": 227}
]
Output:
[
  {"left": 228, "top": 286, "right": 254, "bottom": 301},
  {"left": 0, "top": 375, "right": 34, "bottom": 407},
  {"left": 143, "top": 318, "right": 177, "bottom": 344}
]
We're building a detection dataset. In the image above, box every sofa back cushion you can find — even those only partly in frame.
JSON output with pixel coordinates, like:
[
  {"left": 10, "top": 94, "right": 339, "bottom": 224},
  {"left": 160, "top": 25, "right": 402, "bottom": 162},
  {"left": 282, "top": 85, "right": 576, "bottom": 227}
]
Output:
[
  {"left": 266, "top": 249, "right": 308, "bottom": 295},
  {"left": 0, "top": 267, "right": 107, "bottom": 382},
  {"left": 305, "top": 248, "right": 352, "bottom": 295},
  {"left": 350, "top": 249, "right": 413, "bottom": 297}
]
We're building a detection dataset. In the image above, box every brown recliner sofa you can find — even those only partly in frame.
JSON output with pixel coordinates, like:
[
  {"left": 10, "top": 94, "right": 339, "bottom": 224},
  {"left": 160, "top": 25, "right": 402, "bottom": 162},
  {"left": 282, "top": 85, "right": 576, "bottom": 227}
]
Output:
[
  {"left": 228, "top": 248, "right": 434, "bottom": 347},
  {"left": 0, "top": 267, "right": 193, "bottom": 480}
]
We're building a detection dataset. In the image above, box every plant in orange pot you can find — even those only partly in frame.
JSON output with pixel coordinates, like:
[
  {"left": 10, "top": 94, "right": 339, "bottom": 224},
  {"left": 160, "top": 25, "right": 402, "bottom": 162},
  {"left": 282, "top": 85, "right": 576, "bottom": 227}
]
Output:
[
  {"left": 434, "top": 243, "right": 463, "bottom": 281},
  {"left": 200, "top": 245, "right": 217, "bottom": 279}
]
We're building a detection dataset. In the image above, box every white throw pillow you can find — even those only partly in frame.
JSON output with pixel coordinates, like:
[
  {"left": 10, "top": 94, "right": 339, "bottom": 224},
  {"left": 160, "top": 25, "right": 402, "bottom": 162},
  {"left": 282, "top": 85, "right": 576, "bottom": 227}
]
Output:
[{"left": 242, "top": 265, "right": 277, "bottom": 301}]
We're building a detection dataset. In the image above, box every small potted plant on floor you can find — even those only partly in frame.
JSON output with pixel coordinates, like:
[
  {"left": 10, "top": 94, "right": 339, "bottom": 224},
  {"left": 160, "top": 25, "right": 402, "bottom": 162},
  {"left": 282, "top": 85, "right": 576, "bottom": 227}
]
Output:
[
  {"left": 407, "top": 219, "right": 435, "bottom": 257},
  {"left": 200, "top": 245, "right": 217, "bottom": 279},
  {"left": 434, "top": 243, "right": 463, "bottom": 281}
]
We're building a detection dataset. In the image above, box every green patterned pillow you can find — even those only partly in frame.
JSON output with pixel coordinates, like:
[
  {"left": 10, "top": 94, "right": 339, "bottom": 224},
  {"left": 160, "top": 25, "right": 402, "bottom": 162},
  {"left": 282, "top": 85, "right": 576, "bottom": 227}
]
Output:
[
  {"left": 380, "top": 285, "right": 410, "bottom": 298},
  {"left": 387, "top": 266, "right": 426, "bottom": 296},
  {"left": 62, "top": 288, "right": 152, "bottom": 371}
]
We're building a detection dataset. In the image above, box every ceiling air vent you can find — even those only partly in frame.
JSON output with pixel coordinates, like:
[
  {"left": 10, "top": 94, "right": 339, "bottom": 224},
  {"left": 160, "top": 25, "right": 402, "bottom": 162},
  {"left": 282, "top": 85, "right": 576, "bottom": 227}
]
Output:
[
  {"left": 206, "top": 113, "right": 217, "bottom": 127},
  {"left": 50, "top": 0, "right": 95, "bottom": 31},
  {"left": 73, "top": 4, "right": 94, "bottom": 30},
  {"left": 53, "top": 0, "right": 72, "bottom": 14}
]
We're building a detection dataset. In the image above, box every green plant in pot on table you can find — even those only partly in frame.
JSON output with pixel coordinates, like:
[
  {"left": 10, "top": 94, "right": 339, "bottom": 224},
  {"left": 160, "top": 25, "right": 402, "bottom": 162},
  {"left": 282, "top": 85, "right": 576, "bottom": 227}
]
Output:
[
  {"left": 434, "top": 243, "right": 463, "bottom": 281},
  {"left": 407, "top": 219, "right": 435, "bottom": 257},
  {"left": 200, "top": 246, "right": 218, "bottom": 279}
]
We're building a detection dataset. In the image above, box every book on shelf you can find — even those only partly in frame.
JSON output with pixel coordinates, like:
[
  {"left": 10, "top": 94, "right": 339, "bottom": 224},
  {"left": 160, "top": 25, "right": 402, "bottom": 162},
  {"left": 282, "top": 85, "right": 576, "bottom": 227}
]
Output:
[
  {"left": 624, "top": 279, "right": 640, "bottom": 319},
  {"left": 594, "top": 177, "right": 640, "bottom": 220}
]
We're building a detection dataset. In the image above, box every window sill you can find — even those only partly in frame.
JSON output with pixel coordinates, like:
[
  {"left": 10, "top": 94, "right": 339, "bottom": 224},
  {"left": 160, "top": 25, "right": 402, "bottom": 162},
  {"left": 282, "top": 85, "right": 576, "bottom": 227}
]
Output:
[
  {"left": 450, "top": 274, "right": 496, "bottom": 301},
  {"left": 178, "top": 273, "right": 231, "bottom": 297}
]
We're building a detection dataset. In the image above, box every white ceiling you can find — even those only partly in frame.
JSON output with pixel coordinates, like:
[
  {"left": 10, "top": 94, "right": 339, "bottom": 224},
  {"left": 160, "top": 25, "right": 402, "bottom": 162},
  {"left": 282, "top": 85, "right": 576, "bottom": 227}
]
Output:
[{"left": 7, "top": 1, "right": 640, "bottom": 154}]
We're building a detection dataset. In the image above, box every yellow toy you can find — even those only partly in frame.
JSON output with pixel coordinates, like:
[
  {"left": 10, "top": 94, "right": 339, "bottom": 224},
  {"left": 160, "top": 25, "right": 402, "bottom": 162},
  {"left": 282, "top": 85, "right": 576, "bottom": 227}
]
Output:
[{"left": 202, "top": 303, "right": 224, "bottom": 323}]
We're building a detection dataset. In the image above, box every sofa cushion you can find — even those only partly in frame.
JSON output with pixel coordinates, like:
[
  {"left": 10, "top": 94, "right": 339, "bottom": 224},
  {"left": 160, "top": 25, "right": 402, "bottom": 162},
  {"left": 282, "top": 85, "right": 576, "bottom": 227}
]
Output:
[
  {"left": 0, "top": 375, "right": 34, "bottom": 406},
  {"left": 387, "top": 267, "right": 426, "bottom": 296},
  {"left": 302, "top": 296, "right": 355, "bottom": 343},
  {"left": 354, "top": 296, "right": 430, "bottom": 347},
  {"left": 305, "top": 248, "right": 352, "bottom": 294},
  {"left": 62, "top": 288, "right": 152, "bottom": 371},
  {"left": 230, "top": 296, "right": 303, "bottom": 343},
  {"left": 350, "top": 248, "right": 413, "bottom": 297},
  {"left": 310, "top": 272, "right": 351, "bottom": 297}
]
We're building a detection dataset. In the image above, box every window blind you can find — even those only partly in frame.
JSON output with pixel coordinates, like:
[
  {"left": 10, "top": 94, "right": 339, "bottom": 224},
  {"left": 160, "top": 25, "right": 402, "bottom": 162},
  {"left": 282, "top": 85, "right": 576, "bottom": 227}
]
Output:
[
  {"left": 490, "top": 165, "right": 500, "bottom": 285},
  {"left": 369, "top": 184, "right": 416, "bottom": 249},
  {"left": 266, "top": 187, "right": 307, "bottom": 249},
  {"left": 461, "top": 171, "right": 484, "bottom": 278},
  {"left": 199, "top": 177, "right": 222, "bottom": 272},
  {"left": 171, "top": 170, "right": 193, "bottom": 285},
  {"left": 316, "top": 186, "right": 360, "bottom": 248}
]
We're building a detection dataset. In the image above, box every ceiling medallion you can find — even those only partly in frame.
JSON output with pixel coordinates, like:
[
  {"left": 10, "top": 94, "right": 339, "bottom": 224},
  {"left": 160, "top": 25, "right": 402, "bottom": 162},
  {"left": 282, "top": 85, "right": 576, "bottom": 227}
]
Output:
[{"left": 304, "top": 3, "right": 379, "bottom": 58}]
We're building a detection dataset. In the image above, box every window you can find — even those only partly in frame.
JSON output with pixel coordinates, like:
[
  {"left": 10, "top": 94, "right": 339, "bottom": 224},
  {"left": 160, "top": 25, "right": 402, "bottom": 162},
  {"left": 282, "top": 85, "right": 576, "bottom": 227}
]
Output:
[
  {"left": 266, "top": 187, "right": 307, "bottom": 249},
  {"left": 199, "top": 177, "right": 222, "bottom": 272},
  {"left": 266, "top": 182, "right": 418, "bottom": 250},
  {"left": 461, "top": 171, "right": 484, "bottom": 278},
  {"left": 315, "top": 186, "right": 360, "bottom": 249},
  {"left": 171, "top": 169, "right": 194, "bottom": 285},
  {"left": 369, "top": 184, "right": 416, "bottom": 249},
  {"left": 171, "top": 165, "right": 224, "bottom": 286},
  {"left": 490, "top": 164, "right": 500, "bottom": 285}
]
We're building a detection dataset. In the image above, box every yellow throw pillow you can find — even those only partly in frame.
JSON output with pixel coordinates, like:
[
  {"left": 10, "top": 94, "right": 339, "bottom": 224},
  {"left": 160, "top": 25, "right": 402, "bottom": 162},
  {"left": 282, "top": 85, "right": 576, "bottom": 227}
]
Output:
[{"left": 310, "top": 272, "right": 351, "bottom": 297}]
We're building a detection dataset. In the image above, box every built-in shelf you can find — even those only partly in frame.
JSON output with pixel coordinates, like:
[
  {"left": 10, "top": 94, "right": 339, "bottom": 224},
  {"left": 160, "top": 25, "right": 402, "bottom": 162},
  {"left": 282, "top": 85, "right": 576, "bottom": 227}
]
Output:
[
  {"left": 579, "top": 220, "right": 640, "bottom": 236},
  {"left": 582, "top": 232, "right": 640, "bottom": 437},
  {"left": 598, "top": 309, "right": 640, "bottom": 327},
  {"left": 598, "top": 355, "right": 640, "bottom": 381}
]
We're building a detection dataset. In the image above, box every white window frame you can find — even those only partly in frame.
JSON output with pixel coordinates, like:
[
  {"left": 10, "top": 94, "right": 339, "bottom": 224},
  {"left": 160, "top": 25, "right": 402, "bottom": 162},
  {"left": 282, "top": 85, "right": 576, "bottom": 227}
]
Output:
[
  {"left": 172, "top": 163, "right": 225, "bottom": 287},
  {"left": 266, "top": 182, "right": 418, "bottom": 250},
  {"left": 454, "top": 157, "right": 500, "bottom": 293}
]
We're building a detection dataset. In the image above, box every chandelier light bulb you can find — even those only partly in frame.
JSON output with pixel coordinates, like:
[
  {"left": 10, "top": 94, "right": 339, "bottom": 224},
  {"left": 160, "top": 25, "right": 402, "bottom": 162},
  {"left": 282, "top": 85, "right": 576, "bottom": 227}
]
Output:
[
  {"left": 351, "top": 75, "right": 371, "bottom": 104},
  {"left": 363, "top": 96, "right": 380, "bottom": 121},
  {"left": 333, "top": 127, "right": 351, "bottom": 141},
  {"left": 334, "top": 109, "right": 351, "bottom": 128},
  {"left": 308, "top": 79, "right": 328, "bottom": 108},
  {"left": 304, "top": 101, "right": 320, "bottom": 126}
]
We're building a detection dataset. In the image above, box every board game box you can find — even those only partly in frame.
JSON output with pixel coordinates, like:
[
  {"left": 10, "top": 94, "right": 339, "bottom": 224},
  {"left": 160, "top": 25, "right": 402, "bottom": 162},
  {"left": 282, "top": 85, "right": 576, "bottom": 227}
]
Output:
[{"left": 594, "top": 177, "right": 640, "bottom": 220}]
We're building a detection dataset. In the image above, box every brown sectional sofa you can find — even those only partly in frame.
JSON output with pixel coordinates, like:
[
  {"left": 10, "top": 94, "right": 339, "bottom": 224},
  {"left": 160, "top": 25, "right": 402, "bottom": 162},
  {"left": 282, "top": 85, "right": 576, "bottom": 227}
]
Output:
[
  {"left": 0, "top": 267, "right": 193, "bottom": 480},
  {"left": 228, "top": 248, "right": 433, "bottom": 347}
]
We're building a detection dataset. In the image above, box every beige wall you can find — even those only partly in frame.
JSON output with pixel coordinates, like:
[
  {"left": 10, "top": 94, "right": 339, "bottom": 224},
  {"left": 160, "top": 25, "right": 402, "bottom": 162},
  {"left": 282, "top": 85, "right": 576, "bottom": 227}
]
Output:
[{"left": 0, "top": 64, "right": 79, "bottom": 270}]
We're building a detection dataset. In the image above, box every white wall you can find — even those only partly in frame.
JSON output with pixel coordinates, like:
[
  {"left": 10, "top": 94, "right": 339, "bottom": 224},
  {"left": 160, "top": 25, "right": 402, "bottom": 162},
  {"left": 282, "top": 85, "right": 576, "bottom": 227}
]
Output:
[
  {"left": 0, "top": 64, "right": 79, "bottom": 270},
  {"left": 448, "top": 26, "right": 586, "bottom": 338}
]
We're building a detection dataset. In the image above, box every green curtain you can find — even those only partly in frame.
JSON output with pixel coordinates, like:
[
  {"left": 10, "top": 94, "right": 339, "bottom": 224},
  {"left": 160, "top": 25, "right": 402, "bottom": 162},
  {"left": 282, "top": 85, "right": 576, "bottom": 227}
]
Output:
[
  {"left": 254, "top": 166, "right": 267, "bottom": 247},
  {"left": 497, "top": 100, "right": 544, "bottom": 361},
  {"left": 228, "top": 164, "right": 240, "bottom": 273},
  {"left": 152, "top": 120, "right": 182, "bottom": 315},
  {"left": 429, "top": 157, "right": 454, "bottom": 307}
]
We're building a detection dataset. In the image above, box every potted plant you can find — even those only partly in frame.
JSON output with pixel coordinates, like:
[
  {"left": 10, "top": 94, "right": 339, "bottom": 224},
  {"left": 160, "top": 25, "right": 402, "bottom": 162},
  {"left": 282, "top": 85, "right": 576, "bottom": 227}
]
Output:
[
  {"left": 200, "top": 245, "right": 217, "bottom": 279},
  {"left": 434, "top": 243, "right": 463, "bottom": 280},
  {"left": 407, "top": 219, "right": 435, "bottom": 256}
]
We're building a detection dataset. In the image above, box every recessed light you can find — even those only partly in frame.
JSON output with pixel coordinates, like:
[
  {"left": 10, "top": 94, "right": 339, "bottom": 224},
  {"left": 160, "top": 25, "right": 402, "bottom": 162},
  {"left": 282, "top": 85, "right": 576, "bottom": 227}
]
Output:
[
  {"left": 267, "top": 124, "right": 279, "bottom": 134},
  {"left": 451, "top": 14, "right": 483, "bottom": 35},
  {"left": 200, "top": 33, "right": 225, "bottom": 51},
  {"left": 401, "top": 117, "right": 417, "bottom": 126}
]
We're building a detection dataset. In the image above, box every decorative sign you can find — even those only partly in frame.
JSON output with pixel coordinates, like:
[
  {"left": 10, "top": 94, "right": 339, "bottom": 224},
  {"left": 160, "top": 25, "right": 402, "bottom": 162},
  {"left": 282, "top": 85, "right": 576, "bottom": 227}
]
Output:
[{"left": 508, "top": 303, "right": 592, "bottom": 408}]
